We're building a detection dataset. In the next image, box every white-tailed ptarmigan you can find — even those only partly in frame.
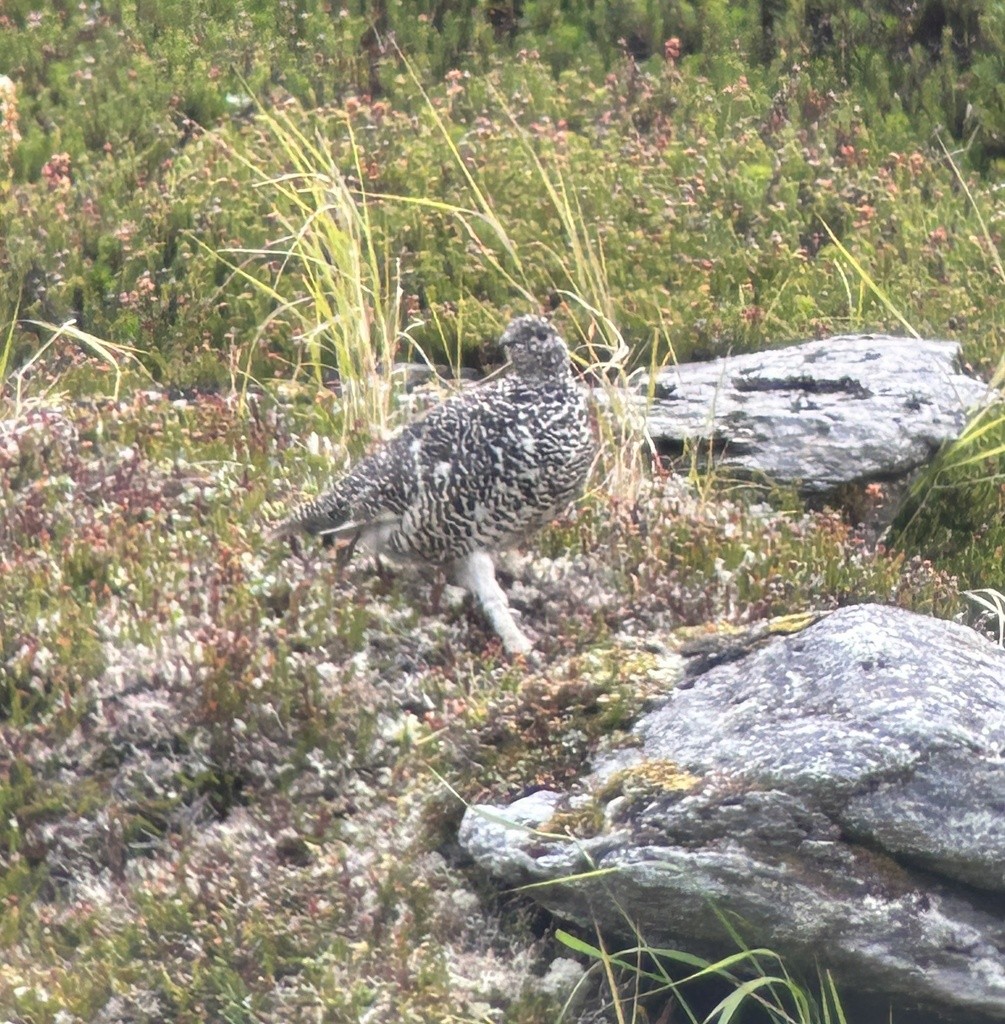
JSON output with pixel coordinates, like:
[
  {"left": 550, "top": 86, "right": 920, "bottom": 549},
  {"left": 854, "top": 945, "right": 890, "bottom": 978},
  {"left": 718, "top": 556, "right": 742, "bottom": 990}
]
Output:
[{"left": 271, "top": 315, "right": 596, "bottom": 654}]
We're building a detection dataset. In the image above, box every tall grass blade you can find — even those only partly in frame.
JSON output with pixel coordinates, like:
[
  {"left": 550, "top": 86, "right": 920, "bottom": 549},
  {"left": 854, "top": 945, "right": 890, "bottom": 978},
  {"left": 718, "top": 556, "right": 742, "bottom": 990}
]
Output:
[
  {"left": 217, "top": 103, "right": 414, "bottom": 443},
  {"left": 819, "top": 219, "right": 920, "bottom": 338},
  {"left": 0, "top": 298, "right": 19, "bottom": 387}
]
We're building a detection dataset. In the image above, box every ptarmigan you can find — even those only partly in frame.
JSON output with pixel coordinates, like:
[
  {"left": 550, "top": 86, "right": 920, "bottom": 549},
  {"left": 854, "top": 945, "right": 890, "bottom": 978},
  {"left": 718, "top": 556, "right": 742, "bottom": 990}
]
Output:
[{"left": 270, "top": 315, "right": 596, "bottom": 654}]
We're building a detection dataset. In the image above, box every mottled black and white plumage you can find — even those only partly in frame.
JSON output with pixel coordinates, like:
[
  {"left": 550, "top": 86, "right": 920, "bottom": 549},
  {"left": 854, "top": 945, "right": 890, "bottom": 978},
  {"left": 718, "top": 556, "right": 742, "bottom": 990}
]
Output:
[{"left": 271, "top": 315, "right": 596, "bottom": 653}]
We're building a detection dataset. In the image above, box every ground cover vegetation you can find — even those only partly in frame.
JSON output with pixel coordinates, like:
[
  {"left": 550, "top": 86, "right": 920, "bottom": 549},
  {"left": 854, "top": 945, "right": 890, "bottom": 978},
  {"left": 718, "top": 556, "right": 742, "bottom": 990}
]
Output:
[{"left": 0, "top": 1, "right": 1003, "bottom": 1020}]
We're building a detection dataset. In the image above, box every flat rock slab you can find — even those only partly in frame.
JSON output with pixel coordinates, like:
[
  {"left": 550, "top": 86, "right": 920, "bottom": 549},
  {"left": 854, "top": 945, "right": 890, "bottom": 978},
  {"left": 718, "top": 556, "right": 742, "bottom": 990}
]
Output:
[
  {"left": 460, "top": 605, "right": 1005, "bottom": 1022},
  {"left": 638, "top": 335, "right": 992, "bottom": 492}
]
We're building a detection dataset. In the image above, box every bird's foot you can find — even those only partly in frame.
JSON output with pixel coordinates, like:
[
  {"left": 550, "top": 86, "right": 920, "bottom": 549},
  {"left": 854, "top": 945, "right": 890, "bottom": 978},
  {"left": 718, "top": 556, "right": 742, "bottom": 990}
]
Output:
[
  {"left": 452, "top": 550, "right": 537, "bottom": 659},
  {"left": 499, "top": 624, "right": 533, "bottom": 657}
]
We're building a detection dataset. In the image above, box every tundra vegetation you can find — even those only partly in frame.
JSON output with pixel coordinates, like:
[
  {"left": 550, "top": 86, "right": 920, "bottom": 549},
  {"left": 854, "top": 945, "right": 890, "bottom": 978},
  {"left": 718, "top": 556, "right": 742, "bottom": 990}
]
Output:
[{"left": 0, "top": 1, "right": 1003, "bottom": 1021}]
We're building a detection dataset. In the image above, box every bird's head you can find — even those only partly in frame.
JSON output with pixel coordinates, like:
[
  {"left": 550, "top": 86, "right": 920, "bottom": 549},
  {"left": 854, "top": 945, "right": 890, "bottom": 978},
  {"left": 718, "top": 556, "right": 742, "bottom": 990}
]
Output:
[{"left": 499, "top": 315, "right": 570, "bottom": 378}]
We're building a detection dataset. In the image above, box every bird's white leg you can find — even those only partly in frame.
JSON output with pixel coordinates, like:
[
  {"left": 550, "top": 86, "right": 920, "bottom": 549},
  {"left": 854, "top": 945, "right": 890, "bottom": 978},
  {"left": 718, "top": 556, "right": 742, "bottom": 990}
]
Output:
[{"left": 452, "top": 551, "right": 532, "bottom": 655}]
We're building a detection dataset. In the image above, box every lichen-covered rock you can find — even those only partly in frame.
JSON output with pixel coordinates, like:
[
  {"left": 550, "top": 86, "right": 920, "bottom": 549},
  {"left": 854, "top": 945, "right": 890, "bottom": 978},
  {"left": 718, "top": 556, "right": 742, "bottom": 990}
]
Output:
[
  {"left": 460, "top": 604, "right": 1005, "bottom": 1022},
  {"left": 639, "top": 335, "right": 992, "bottom": 492}
]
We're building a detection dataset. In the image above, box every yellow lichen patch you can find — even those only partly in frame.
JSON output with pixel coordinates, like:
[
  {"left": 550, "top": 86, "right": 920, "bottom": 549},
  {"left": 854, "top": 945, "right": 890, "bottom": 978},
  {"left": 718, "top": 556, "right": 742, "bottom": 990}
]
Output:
[
  {"left": 572, "top": 641, "right": 684, "bottom": 702},
  {"left": 598, "top": 759, "right": 703, "bottom": 805},
  {"left": 536, "top": 803, "right": 606, "bottom": 839}
]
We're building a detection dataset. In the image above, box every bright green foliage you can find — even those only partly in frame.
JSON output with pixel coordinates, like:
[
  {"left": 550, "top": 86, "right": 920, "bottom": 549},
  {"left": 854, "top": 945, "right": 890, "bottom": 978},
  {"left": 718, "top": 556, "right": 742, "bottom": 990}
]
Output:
[
  {"left": 4, "top": 56, "right": 1005, "bottom": 385},
  {"left": 2, "top": 0, "right": 1005, "bottom": 385},
  {"left": 890, "top": 400, "right": 1005, "bottom": 586}
]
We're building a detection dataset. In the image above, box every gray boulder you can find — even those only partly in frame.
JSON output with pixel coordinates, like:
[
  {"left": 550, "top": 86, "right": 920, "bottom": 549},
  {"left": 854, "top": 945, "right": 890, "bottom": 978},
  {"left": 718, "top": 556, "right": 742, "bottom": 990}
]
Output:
[
  {"left": 638, "top": 335, "right": 992, "bottom": 492},
  {"left": 460, "top": 604, "right": 1005, "bottom": 1022}
]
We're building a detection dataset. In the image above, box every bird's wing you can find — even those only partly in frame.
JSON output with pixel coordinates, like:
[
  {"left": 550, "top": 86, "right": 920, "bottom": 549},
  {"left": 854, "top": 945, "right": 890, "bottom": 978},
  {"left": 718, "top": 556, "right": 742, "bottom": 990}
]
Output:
[
  {"left": 270, "top": 414, "right": 427, "bottom": 540},
  {"left": 270, "top": 379, "right": 520, "bottom": 541}
]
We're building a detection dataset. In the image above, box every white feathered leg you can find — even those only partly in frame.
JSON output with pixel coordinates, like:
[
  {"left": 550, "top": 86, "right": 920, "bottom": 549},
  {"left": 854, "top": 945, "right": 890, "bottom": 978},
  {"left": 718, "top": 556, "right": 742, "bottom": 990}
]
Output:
[{"left": 452, "top": 550, "right": 532, "bottom": 655}]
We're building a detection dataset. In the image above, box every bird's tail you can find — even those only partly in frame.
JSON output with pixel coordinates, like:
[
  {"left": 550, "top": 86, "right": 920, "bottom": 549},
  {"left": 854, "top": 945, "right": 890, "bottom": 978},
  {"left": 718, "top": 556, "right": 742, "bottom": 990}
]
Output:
[{"left": 267, "top": 488, "right": 349, "bottom": 542}]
